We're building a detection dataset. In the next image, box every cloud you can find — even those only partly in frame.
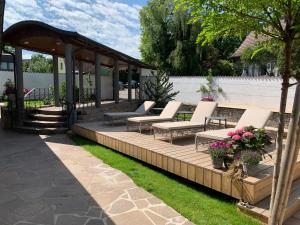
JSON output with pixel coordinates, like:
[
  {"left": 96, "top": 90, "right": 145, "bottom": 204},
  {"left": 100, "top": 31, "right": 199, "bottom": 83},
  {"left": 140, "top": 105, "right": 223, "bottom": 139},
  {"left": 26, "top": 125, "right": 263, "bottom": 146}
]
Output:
[{"left": 4, "top": 0, "right": 143, "bottom": 58}]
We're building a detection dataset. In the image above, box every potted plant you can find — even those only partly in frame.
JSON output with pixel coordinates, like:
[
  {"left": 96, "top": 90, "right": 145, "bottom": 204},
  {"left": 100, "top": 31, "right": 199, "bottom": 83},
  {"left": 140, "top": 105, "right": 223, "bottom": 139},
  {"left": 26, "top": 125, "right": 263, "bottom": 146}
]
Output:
[
  {"left": 3, "top": 79, "right": 15, "bottom": 102},
  {"left": 208, "top": 141, "right": 232, "bottom": 169},
  {"left": 241, "top": 150, "right": 262, "bottom": 175},
  {"left": 197, "top": 69, "right": 223, "bottom": 101},
  {"left": 226, "top": 126, "right": 271, "bottom": 177}
]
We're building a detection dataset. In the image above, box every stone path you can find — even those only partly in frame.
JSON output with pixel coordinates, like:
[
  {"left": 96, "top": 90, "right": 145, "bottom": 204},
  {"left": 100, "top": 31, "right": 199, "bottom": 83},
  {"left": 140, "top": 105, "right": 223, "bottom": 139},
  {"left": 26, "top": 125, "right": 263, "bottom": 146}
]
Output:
[{"left": 0, "top": 126, "right": 194, "bottom": 225}]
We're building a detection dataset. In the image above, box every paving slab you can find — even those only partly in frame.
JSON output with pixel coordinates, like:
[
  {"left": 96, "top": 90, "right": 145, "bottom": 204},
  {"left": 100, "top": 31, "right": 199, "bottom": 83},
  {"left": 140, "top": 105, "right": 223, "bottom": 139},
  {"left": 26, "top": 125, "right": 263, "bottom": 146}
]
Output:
[{"left": 0, "top": 126, "right": 193, "bottom": 225}]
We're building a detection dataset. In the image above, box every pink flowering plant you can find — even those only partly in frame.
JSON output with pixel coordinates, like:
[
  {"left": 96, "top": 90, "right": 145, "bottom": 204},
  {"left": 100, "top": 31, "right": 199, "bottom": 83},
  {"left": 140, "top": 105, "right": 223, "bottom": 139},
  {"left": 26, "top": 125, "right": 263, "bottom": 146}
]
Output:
[
  {"left": 225, "top": 126, "right": 271, "bottom": 177},
  {"left": 208, "top": 141, "right": 232, "bottom": 159},
  {"left": 227, "top": 126, "right": 271, "bottom": 154}
]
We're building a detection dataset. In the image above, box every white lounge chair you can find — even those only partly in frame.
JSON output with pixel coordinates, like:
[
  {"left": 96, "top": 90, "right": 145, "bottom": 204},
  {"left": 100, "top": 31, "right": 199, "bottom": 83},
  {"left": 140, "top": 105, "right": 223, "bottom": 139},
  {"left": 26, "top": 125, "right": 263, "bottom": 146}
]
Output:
[
  {"left": 103, "top": 101, "right": 155, "bottom": 125},
  {"left": 152, "top": 101, "right": 218, "bottom": 143},
  {"left": 127, "top": 101, "right": 182, "bottom": 133},
  {"left": 195, "top": 108, "right": 272, "bottom": 150}
]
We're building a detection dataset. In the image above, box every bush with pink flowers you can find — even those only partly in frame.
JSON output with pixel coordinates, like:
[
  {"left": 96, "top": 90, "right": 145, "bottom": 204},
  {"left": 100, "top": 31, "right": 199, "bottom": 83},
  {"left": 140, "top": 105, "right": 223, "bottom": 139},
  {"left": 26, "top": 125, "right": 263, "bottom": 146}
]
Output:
[
  {"left": 227, "top": 126, "right": 271, "bottom": 154},
  {"left": 208, "top": 126, "right": 271, "bottom": 176}
]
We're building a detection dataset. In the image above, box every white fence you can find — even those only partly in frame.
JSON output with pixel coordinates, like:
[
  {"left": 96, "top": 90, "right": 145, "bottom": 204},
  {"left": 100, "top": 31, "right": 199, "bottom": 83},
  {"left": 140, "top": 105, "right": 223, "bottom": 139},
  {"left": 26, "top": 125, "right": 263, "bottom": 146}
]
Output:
[
  {"left": 0, "top": 71, "right": 113, "bottom": 100},
  {"left": 169, "top": 76, "right": 297, "bottom": 112}
]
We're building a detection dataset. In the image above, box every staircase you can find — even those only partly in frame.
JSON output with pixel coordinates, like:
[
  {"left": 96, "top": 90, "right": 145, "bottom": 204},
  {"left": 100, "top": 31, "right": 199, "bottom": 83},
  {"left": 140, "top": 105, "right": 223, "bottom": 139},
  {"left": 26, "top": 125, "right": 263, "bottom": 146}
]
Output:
[
  {"left": 238, "top": 178, "right": 300, "bottom": 224},
  {"left": 16, "top": 107, "right": 68, "bottom": 134}
]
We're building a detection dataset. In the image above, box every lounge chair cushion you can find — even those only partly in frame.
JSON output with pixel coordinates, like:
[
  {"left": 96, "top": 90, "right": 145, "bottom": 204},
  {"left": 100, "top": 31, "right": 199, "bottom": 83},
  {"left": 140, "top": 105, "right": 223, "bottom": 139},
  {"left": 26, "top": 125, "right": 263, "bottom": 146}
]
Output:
[
  {"left": 160, "top": 101, "right": 182, "bottom": 118},
  {"left": 195, "top": 128, "right": 233, "bottom": 140},
  {"left": 104, "top": 112, "right": 142, "bottom": 118},
  {"left": 128, "top": 116, "right": 171, "bottom": 123},
  {"left": 135, "top": 101, "right": 156, "bottom": 114},
  {"left": 236, "top": 108, "right": 271, "bottom": 128},
  {"left": 191, "top": 101, "right": 218, "bottom": 123},
  {"left": 153, "top": 121, "right": 205, "bottom": 130}
]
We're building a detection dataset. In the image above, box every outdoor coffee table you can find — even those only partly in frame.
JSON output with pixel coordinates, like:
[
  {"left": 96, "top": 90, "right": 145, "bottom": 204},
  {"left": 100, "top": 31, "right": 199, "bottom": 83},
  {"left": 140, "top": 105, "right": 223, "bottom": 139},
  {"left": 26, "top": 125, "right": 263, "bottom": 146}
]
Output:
[{"left": 204, "top": 116, "right": 227, "bottom": 131}]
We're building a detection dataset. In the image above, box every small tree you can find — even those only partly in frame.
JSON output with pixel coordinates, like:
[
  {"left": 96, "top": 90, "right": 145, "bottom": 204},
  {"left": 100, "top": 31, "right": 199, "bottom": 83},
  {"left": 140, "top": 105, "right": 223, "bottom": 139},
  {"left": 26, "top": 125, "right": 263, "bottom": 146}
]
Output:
[
  {"left": 144, "top": 70, "right": 179, "bottom": 107},
  {"left": 197, "top": 69, "right": 223, "bottom": 101}
]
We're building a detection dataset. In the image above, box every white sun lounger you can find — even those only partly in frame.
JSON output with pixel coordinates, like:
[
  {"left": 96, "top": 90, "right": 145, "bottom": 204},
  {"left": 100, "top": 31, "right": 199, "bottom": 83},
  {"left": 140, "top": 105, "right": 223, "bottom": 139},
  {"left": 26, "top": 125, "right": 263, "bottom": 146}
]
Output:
[
  {"left": 103, "top": 101, "right": 155, "bottom": 125},
  {"left": 152, "top": 101, "right": 218, "bottom": 143},
  {"left": 195, "top": 108, "right": 272, "bottom": 150},
  {"left": 127, "top": 101, "right": 182, "bottom": 133}
]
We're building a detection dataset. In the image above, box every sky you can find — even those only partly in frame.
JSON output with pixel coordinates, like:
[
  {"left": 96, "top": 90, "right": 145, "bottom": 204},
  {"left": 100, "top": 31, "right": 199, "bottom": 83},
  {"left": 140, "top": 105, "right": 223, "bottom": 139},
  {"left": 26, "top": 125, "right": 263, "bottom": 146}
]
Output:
[{"left": 3, "top": 0, "right": 149, "bottom": 59}]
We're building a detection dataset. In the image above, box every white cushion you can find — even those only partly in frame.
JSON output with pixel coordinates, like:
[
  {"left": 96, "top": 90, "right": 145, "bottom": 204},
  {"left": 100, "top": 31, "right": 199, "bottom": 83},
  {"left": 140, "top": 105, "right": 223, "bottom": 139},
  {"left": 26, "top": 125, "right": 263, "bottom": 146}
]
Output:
[
  {"left": 152, "top": 121, "right": 205, "bottom": 130},
  {"left": 196, "top": 128, "right": 233, "bottom": 140}
]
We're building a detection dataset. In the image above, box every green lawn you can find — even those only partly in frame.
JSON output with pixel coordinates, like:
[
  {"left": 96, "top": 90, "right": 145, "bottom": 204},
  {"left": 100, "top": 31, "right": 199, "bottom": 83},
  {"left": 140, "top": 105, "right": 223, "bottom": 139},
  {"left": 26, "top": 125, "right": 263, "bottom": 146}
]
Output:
[
  {"left": 1, "top": 99, "right": 47, "bottom": 108},
  {"left": 71, "top": 135, "right": 259, "bottom": 225}
]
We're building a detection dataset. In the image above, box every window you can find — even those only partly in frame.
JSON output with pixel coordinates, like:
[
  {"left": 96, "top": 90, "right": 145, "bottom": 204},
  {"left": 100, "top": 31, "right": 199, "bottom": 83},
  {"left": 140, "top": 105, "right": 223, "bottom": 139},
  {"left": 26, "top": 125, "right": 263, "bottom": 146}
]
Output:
[
  {"left": 0, "top": 62, "right": 8, "bottom": 71},
  {"left": 60, "top": 62, "right": 64, "bottom": 70},
  {"left": 8, "top": 63, "right": 14, "bottom": 71}
]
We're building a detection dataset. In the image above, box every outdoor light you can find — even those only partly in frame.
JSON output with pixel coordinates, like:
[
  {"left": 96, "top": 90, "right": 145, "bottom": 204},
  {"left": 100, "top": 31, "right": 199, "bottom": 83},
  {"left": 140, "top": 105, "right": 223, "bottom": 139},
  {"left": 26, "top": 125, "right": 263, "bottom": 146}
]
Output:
[
  {"left": 23, "top": 41, "right": 29, "bottom": 45},
  {"left": 51, "top": 48, "right": 56, "bottom": 52},
  {"left": 56, "top": 41, "right": 61, "bottom": 45}
]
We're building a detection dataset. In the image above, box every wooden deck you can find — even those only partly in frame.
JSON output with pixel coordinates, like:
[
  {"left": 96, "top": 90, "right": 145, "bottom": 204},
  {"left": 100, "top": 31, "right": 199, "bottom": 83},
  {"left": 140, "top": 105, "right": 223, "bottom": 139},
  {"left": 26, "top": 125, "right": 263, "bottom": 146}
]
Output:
[{"left": 72, "top": 122, "right": 300, "bottom": 206}]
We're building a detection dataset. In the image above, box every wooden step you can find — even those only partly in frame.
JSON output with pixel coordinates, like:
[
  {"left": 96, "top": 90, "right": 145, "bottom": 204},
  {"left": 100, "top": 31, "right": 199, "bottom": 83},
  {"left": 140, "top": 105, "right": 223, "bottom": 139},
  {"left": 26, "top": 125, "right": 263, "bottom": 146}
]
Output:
[
  {"left": 36, "top": 107, "right": 66, "bottom": 116},
  {"left": 29, "top": 114, "right": 66, "bottom": 121},
  {"left": 238, "top": 178, "right": 300, "bottom": 223},
  {"left": 15, "top": 126, "right": 68, "bottom": 135},
  {"left": 23, "top": 120, "right": 66, "bottom": 128}
]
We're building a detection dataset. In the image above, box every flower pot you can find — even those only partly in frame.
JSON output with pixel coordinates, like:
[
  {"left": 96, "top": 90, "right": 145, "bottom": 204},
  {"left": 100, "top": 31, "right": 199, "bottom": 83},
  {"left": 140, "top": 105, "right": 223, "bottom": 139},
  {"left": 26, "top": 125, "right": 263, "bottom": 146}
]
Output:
[
  {"left": 242, "top": 162, "right": 258, "bottom": 176},
  {"left": 224, "top": 155, "right": 234, "bottom": 170},
  {"left": 212, "top": 157, "right": 223, "bottom": 169}
]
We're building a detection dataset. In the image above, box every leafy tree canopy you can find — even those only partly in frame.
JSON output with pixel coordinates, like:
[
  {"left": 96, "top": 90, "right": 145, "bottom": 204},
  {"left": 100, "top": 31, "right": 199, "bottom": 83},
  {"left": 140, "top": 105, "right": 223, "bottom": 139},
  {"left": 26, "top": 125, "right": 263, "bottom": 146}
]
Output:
[
  {"left": 23, "top": 54, "right": 53, "bottom": 73},
  {"left": 140, "top": 0, "right": 242, "bottom": 76}
]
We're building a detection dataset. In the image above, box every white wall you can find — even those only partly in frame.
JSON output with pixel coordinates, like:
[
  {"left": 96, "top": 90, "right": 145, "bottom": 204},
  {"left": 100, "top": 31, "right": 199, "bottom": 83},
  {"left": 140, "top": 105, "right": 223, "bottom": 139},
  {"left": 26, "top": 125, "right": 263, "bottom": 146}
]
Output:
[
  {"left": 0, "top": 71, "right": 113, "bottom": 100},
  {"left": 169, "top": 76, "right": 296, "bottom": 112}
]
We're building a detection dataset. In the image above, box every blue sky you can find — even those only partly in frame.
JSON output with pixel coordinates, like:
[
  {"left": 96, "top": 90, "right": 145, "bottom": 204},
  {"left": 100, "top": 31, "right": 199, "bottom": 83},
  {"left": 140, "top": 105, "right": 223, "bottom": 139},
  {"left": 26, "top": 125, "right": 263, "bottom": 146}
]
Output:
[{"left": 4, "top": 0, "right": 149, "bottom": 59}]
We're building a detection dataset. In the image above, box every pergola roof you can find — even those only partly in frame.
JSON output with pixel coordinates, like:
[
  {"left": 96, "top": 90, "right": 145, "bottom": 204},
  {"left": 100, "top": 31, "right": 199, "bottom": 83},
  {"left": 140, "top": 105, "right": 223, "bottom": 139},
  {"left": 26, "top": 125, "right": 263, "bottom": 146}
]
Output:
[{"left": 3, "top": 20, "right": 154, "bottom": 69}]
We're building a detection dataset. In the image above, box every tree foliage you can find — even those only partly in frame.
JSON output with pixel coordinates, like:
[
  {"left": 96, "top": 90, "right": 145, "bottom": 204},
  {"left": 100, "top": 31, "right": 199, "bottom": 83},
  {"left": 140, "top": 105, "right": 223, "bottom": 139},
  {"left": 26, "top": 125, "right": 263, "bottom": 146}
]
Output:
[
  {"left": 23, "top": 54, "right": 53, "bottom": 73},
  {"left": 140, "top": 0, "right": 242, "bottom": 76},
  {"left": 175, "top": 1, "right": 300, "bottom": 224},
  {"left": 144, "top": 70, "right": 179, "bottom": 107}
]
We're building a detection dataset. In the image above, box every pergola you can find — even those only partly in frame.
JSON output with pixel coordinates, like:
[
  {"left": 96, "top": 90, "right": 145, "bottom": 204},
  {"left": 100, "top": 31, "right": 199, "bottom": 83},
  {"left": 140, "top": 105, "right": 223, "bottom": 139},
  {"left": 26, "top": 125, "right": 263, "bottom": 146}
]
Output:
[{"left": 2, "top": 20, "right": 154, "bottom": 125}]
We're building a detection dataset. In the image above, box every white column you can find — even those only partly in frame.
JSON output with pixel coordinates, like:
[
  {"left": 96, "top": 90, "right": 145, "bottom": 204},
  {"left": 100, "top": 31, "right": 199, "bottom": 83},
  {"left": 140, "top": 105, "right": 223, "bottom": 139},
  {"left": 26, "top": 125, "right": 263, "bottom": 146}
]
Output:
[
  {"left": 78, "top": 61, "right": 84, "bottom": 103},
  {"left": 64, "top": 43, "right": 74, "bottom": 125},
  {"left": 15, "top": 46, "right": 24, "bottom": 125},
  {"left": 53, "top": 55, "right": 60, "bottom": 106},
  {"left": 95, "top": 53, "right": 101, "bottom": 108},
  {"left": 128, "top": 64, "right": 133, "bottom": 102},
  {"left": 113, "top": 59, "right": 119, "bottom": 104}
]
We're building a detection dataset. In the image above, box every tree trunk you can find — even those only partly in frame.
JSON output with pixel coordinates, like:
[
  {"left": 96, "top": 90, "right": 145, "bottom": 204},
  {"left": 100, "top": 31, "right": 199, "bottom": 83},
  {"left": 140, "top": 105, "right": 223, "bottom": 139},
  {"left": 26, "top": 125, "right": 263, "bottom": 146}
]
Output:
[
  {"left": 268, "top": 80, "right": 300, "bottom": 225},
  {"left": 0, "top": 0, "right": 5, "bottom": 61},
  {"left": 269, "top": 34, "right": 293, "bottom": 213}
]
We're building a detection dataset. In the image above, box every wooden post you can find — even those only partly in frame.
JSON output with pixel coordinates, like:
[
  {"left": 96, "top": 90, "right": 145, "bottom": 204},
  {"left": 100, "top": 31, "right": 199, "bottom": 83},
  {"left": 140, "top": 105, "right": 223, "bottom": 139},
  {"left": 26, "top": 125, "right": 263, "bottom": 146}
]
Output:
[
  {"left": 78, "top": 61, "right": 84, "bottom": 103},
  {"left": 95, "top": 53, "right": 101, "bottom": 108},
  {"left": 64, "top": 43, "right": 74, "bottom": 125},
  {"left": 269, "top": 81, "right": 300, "bottom": 225},
  {"left": 15, "top": 46, "right": 24, "bottom": 125},
  {"left": 53, "top": 55, "right": 60, "bottom": 106},
  {"left": 128, "top": 64, "right": 132, "bottom": 102},
  {"left": 113, "top": 59, "right": 119, "bottom": 104}
]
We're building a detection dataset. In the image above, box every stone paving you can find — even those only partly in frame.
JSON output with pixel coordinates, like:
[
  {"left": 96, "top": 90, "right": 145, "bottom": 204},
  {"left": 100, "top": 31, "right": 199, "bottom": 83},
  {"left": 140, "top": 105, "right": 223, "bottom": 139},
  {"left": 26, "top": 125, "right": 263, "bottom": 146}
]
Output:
[{"left": 0, "top": 126, "right": 194, "bottom": 225}]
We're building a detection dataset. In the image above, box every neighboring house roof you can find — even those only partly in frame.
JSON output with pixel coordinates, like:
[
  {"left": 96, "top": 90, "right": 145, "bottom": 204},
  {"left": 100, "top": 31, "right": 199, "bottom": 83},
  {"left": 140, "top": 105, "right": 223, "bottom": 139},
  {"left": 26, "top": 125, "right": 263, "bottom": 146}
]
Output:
[{"left": 232, "top": 32, "right": 268, "bottom": 58}]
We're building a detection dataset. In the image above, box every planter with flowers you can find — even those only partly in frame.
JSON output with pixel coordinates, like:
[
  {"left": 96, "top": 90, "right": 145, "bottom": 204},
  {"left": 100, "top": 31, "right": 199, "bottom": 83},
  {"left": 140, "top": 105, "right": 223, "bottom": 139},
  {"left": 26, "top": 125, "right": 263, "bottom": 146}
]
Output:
[
  {"left": 227, "top": 126, "right": 271, "bottom": 177},
  {"left": 208, "top": 141, "right": 232, "bottom": 169},
  {"left": 208, "top": 126, "right": 271, "bottom": 178}
]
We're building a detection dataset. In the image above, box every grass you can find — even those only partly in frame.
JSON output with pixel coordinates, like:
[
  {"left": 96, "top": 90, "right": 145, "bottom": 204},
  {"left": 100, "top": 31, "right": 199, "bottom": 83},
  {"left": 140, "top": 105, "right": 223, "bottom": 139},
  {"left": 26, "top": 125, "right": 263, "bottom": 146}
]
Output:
[
  {"left": 71, "top": 135, "right": 260, "bottom": 225},
  {"left": 1, "top": 99, "right": 47, "bottom": 108}
]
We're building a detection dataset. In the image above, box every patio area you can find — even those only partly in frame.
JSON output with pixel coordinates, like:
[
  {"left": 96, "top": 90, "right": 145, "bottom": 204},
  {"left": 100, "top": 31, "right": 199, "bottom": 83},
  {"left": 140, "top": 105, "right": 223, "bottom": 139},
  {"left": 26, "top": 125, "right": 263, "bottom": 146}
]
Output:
[
  {"left": 0, "top": 121, "right": 193, "bottom": 225},
  {"left": 72, "top": 121, "right": 300, "bottom": 223}
]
